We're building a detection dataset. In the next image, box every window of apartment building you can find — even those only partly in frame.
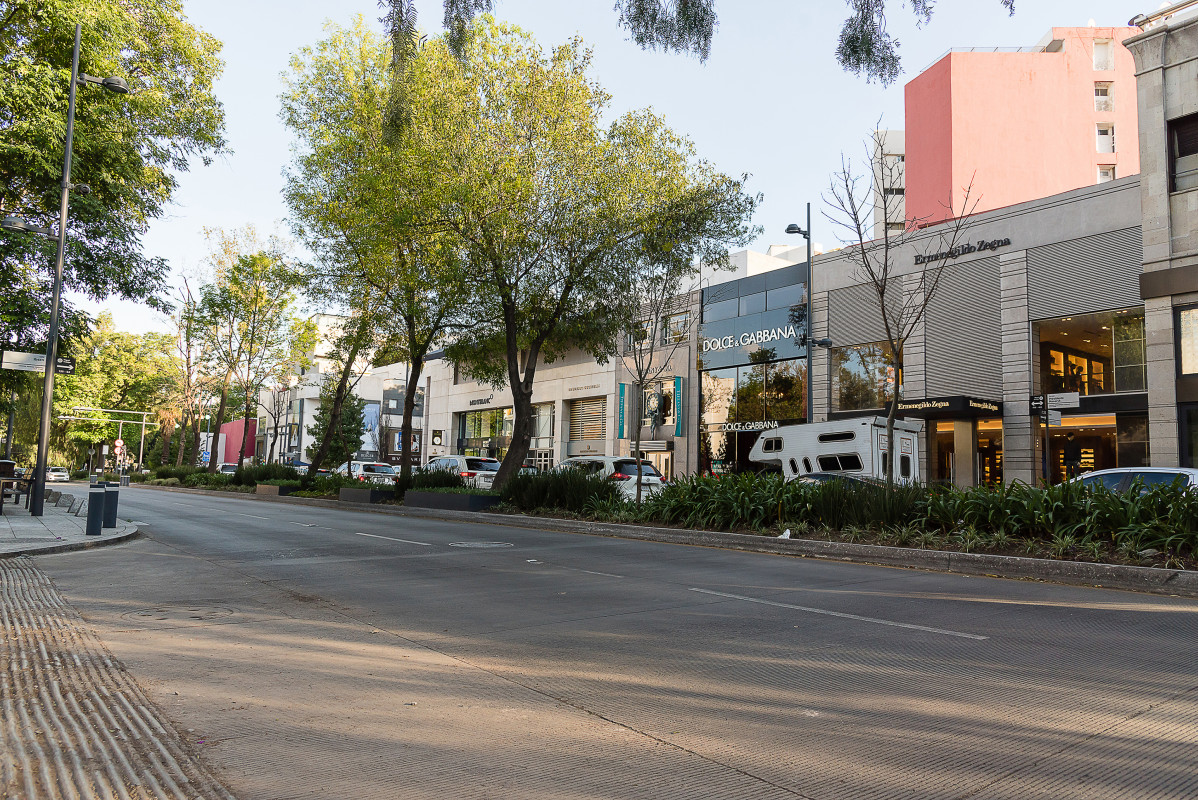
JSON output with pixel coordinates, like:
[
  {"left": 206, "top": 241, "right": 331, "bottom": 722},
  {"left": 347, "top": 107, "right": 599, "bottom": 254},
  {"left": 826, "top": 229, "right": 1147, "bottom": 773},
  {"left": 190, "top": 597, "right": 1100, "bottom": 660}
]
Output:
[
  {"left": 883, "top": 187, "right": 905, "bottom": 196},
  {"left": 886, "top": 222, "right": 905, "bottom": 232},
  {"left": 1094, "top": 82, "right": 1113, "bottom": 112},
  {"left": 832, "top": 342, "right": 901, "bottom": 412},
  {"left": 1036, "top": 308, "right": 1146, "bottom": 396},
  {"left": 884, "top": 153, "right": 905, "bottom": 163},
  {"left": 626, "top": 318, "right": 652, "bottom": 352},
  {"left": 1093, "top": 39, "right": 1113, "bottom": 71},
  {"left": 1096, "top": 124, "right": 1116, "bottom": 154},
  {"left": 1170, "top": 113, "right": 1198, "bottom": 192},
  {"left": 1098, "top": 165, "right": 1116, "bottom": 183}
]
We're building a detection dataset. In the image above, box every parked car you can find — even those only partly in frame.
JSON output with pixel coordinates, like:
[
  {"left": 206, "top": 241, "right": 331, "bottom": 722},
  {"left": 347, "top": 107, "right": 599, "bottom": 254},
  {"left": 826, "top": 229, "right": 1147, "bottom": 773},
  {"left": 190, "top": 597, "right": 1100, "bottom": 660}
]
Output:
[
  {"left": 334, "top": 461, "right": 398, "bottom": 485},
  {"left": 422, "top": 456, "right": 502, "bottom": 490},
  {"left": 46, "top": 466, "right": 71, "bottom": 482},
  {"left": 1071, "top": 467, "right": 1198, "bottom": 494},
  {"left": 216, "top": 463, "right": 239, "bottom": 475},
  {"left": 556, "top": 456, "right": 665, "bottom": 501}
]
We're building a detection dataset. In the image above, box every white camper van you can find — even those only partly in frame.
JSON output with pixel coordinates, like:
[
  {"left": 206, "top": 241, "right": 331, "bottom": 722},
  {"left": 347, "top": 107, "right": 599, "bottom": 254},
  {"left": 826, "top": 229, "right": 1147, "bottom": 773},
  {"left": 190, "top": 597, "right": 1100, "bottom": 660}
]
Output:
[{"left": 748, "top": 416, "right": 924, "bottom": 484}]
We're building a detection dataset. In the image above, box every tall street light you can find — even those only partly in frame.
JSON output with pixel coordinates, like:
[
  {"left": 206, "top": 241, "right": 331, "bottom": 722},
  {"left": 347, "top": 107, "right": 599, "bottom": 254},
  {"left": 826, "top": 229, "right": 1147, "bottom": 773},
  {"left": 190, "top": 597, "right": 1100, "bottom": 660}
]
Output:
[
  {"left": 786, "top": 203, "right": 814, "bottom": 424},
  {"left": 1, "top": 24, "right": 129, "bottom": 516}
]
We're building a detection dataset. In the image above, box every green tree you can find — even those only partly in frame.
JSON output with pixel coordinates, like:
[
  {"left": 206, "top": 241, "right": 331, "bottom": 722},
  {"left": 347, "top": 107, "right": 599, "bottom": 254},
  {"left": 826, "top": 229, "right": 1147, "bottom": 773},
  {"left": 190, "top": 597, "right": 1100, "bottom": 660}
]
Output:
[
  {"left": 418, "top": 20, "right": 757, "bottom": 488},
  {"left": 305, "top": 378, "right": 366, "bottom": 470},
  {"left": 0, "top": 0, "right": 228, "bottom": 383},
  {"left": 280, "top": 18, "right": 472, "bottom": 481},
  {"left": 380, "top": 0, "right": 1015, "bottom": 86}
]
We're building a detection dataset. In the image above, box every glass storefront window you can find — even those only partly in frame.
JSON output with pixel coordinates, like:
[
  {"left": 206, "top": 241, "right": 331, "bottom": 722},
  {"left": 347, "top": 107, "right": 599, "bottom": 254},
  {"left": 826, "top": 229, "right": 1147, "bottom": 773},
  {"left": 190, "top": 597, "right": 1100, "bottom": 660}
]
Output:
[
  {"left": 698, "top": 358, "right": 807, "bottom": 474},
  {"left": 766, "top": 283, "right": 806, "bottom": 312},
  {"left": 1036, "top": 308, "right": 1145, "bottom": 396},
  {"left": 458, "top": 407, "right": 514, "bottom": 458},
  {"left": 1181, "top": 405, "right": 1198, "bottom": 468},
  {"left": 1044, "top": 413, "right": 1146, "bottom": 484},
  {"left": 833, "top": 342, "right": 901, "bottom": 412}
]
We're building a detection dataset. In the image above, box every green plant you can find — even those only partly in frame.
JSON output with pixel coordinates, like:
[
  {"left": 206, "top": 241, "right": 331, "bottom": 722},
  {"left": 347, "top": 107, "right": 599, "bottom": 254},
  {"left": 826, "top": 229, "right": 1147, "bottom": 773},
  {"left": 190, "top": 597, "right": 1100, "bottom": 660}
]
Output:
[{"left": 500, "top": 470, "right": 620, "bottom": 514}]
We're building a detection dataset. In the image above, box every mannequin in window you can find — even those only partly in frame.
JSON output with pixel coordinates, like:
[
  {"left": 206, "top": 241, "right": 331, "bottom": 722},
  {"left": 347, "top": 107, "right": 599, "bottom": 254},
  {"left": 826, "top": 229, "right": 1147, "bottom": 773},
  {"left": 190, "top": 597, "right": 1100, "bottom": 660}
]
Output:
[{"left": 1063, "top": 432, "right": 1082, "bottom": 479}]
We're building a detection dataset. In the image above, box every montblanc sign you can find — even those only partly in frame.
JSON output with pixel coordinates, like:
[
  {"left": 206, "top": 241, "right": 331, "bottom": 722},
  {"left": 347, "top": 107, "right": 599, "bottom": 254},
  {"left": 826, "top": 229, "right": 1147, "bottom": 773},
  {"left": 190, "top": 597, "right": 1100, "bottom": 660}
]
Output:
[
  {"left": 702, "top": 325, "right": 796, "bottom": 353},
  {"left": 914, "top": 237, "right": 1012, "bottom": 265}
]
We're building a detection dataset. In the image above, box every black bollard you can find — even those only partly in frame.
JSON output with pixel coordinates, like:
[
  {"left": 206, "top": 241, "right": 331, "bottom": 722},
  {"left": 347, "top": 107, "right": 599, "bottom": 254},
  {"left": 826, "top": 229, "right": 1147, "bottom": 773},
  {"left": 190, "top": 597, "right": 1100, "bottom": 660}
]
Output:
[
  {"left": 102, "top": 483, "right": 118, "bottom": 529},
  {"left": 86, "top": 488, "right": 105, "bottom": 536}
]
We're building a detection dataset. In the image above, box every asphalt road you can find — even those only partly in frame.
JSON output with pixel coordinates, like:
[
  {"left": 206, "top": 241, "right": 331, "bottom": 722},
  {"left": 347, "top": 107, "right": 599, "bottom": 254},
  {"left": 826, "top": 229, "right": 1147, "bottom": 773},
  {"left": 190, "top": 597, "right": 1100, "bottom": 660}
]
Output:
[{"left": 30, "top": 486, "right": 1198, "bottom": 799}]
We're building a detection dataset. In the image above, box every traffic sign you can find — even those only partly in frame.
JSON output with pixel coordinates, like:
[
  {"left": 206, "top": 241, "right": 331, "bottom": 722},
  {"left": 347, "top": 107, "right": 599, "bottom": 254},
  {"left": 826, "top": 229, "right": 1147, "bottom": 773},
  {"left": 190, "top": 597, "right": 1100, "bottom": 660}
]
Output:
[
  {"left": 1046, "top": 411, "right": 1063, "bottom": 427},
  {"left": 0, "top": 350, "right": 75, "bottom": 375},
  {"left": 114, "top": 438, "right": 124, "bottom": 448}
]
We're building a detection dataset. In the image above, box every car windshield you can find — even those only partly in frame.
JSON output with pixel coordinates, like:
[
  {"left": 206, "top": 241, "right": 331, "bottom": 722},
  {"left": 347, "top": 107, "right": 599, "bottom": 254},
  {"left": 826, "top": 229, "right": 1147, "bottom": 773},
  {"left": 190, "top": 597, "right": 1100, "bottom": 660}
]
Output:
[
  {"left": 361, "top": 464, "right": 395, "bottom": 475},
  {"left": 466, "top": 459, "right": 500, "bottom": 471},
  {"left": 1129, "top": 472, "right": 1189, "bottom": 489},
  {"left": 49, "top": 468, "right": 68, "bottom": 474},
  {"left": 614, "top": 460, "right": 661, "bottom": 477}
]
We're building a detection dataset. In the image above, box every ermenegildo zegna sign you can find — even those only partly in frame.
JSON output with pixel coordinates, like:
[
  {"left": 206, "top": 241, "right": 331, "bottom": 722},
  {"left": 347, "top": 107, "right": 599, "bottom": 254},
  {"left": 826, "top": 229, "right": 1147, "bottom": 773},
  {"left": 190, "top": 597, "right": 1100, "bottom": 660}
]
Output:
[{"left": 914, "top": 237, "right": 1012, "bottom": 265}]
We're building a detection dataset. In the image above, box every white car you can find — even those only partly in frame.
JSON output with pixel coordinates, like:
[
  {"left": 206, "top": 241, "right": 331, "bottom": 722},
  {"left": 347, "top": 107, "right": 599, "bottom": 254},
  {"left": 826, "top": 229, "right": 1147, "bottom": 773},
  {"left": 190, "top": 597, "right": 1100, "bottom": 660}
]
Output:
[
  {"left": 422, "top": 456, "right": 501, "bottom": 490},
  {"left": 335, "top": 461, "right": 398, "bottom": 485},
  {"left": 216, "top": 463, "right": 239, "bottom": 475},
  {"left": 1072, "top": 467, "right": 1198, "bottom": 494},
  {"left": 557, "top": 456, "right": 666, "bottom": 501},
  {"left": 46, "top": 466, "right": 71, "bottom": 482}
]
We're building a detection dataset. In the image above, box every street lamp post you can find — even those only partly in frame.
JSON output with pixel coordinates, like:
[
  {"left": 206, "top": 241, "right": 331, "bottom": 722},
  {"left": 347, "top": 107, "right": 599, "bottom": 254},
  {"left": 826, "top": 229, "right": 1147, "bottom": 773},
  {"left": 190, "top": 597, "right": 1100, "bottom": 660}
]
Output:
[
  {"left": 1, "top": 23, "right": 128, "bottom": 516},
  {"left": 786, "top": 204, "right": 815, "bottom": 423}
]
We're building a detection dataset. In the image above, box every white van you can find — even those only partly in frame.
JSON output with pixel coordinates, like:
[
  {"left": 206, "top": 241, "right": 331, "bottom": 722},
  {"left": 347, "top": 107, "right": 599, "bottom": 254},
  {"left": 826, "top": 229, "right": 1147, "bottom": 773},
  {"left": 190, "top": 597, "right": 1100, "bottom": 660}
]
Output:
[{"left": 748, "top": 416, "right": 924, "bottom": 484}]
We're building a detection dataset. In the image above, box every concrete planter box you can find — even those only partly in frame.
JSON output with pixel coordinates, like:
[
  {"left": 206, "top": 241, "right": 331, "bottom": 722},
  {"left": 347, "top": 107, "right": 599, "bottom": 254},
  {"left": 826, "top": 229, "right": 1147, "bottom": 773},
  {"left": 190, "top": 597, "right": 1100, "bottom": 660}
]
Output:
[
  {"left": 339, "top": 487, "right": 396, "bottom": 504},
  {"left": 403, "top": 490, "right": 501, "bottom": 512},
  {"left": 256, "top": 484, "right": 296, "bottom": 497}
]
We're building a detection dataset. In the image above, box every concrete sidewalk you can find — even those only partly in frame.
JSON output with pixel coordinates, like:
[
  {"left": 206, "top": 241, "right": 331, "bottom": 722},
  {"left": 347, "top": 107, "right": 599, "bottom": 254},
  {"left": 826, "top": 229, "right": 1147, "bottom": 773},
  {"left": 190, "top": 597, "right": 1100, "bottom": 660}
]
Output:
[{"left": 0, "top": 485, "right": 140, "bottom": 557}]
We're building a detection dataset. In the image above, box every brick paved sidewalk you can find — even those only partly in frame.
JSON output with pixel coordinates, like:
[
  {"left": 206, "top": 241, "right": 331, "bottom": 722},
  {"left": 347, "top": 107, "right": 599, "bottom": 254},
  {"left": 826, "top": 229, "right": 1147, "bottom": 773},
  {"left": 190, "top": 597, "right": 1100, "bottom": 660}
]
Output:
[
  {"left": 0, "top": 486, "right": 139, "bottom": 557},
  {"left": 1, "top": 556, "right": 238, "bottom": 799}
]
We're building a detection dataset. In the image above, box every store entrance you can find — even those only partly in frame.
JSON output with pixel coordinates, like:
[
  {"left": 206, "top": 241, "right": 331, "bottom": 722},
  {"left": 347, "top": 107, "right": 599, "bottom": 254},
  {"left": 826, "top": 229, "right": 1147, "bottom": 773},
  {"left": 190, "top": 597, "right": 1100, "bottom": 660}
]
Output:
[
  {"left": 644, "top": 452, "right": 673, "bottom": 480},
  {"left": 1047, "top": 416, "right": 1116, "bottom": 483}
]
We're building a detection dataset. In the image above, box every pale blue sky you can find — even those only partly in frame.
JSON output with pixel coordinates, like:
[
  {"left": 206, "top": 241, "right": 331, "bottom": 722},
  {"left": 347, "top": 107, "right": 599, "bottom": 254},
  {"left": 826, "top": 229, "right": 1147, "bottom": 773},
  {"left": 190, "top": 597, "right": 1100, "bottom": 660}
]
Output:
[{"left": 79, "top": 0, "right": 1147, "bottom": 332}]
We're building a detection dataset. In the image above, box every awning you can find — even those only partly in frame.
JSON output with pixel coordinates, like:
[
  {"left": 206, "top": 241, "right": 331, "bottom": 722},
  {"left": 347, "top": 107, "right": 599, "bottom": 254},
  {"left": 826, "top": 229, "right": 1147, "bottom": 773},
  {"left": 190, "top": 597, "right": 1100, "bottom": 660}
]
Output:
[{"left": 895, "top": 395, "right": 1003, "bottom": 419}]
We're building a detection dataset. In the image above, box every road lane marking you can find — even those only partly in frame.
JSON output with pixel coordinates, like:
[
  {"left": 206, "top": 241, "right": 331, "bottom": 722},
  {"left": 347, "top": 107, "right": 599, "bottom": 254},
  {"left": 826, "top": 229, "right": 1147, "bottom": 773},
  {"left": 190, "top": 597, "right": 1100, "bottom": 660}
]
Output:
[
  {"left": 570, "top": 568, "right": 624, "bottom": 578},
  {"left": 354, "top": 532, "right": 433, "bottom": 546},
  {"left": 233, "top": 513, "right": 269, "bottom": 520},
  {"left": 689, "top": 588, "right": 988, "bottom": 640},
  {"left": 287, "top": 522, "right": 316, "bottom": 527}
]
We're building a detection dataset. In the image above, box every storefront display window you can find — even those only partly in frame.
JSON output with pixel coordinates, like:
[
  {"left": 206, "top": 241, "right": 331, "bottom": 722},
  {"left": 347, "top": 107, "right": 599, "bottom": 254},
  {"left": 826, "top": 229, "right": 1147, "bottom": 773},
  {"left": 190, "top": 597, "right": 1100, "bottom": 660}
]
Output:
[
  {"left": 1036, "top": 308, "right": 1145, "bottom": 396},
  {"left": 698, "top": 358, "right": 806, "bottom": 474},
  {"left": 459, "top": 407, "right": 514, "bottom": 458},
  {"left": 1181, "top": 405, "right": 1198, "bottom": 468},
  {"left": 833, "top": 342, "right": 901, "bottom": 412}
]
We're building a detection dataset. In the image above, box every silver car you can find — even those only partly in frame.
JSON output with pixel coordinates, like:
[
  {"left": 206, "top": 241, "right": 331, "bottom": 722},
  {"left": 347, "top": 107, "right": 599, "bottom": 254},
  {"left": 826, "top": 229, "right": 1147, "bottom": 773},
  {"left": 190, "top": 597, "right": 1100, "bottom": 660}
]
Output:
[
  {"left": 46, "top": 466, "right": 71, "bottom": 482},
  {"left": 422, "top": 456, "right": 501, "bottom": 490},
  {"left": 335, "top": 461, "right": 398, "bottom": 485},
  {"left": 1072, "top": 467, "right": 1198, "bottom": 494}
]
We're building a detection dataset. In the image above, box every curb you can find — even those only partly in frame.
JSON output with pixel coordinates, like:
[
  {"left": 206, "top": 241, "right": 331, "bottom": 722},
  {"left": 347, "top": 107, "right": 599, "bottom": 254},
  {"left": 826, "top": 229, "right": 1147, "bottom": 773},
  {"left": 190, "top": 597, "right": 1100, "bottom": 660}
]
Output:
[
  {"left": 129, "top": 484, "right": 1198, "bottom": 598},
  {"left": 0, "top": 525, "right": 143, "bottom": 559}
]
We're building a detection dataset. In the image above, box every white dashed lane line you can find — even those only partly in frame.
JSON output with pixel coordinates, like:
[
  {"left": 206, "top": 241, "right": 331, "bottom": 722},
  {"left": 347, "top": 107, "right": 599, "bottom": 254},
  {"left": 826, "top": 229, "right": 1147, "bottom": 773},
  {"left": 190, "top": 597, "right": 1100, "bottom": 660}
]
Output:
[
  {"left": 233, "top": 513, "right": 269, "bottom": 520},
  {"left": 353, "top": 532, "right": 433, "bottom": 546},
  {"left": 689, "top": 588, "right": 989, "bottom": 640}
]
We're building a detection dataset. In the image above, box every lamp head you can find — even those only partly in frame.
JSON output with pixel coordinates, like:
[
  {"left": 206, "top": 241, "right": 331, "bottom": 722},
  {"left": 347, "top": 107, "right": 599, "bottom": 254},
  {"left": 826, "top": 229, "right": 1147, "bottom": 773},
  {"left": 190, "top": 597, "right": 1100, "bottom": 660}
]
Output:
[
  {"left": 101, "top": 76, "right": 130, "bottom": 94},
  {"left": 785, "top": 223, "right": 808, "bottom": 237}
]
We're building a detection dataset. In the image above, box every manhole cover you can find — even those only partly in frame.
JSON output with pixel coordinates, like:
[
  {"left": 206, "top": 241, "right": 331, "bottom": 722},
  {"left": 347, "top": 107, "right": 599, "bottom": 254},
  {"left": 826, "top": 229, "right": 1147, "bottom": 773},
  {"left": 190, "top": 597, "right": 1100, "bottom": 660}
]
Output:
[
  {"left": 448, "top": 541, "right": 513, "bottom": 548},
  {"left": 121, "top": 605, "right": 236, "bottom": 624}
]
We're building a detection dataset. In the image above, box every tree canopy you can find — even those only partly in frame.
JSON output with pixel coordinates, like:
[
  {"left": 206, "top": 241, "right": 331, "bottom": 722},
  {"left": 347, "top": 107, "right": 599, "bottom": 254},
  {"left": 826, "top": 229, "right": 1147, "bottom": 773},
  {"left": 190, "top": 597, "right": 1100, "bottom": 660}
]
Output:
[
  {"left": 382, "top": 0, "right": 1016, "bottom": 85},
  {"left": 0, "top": 0, "right": 227, "bottom": 372}
]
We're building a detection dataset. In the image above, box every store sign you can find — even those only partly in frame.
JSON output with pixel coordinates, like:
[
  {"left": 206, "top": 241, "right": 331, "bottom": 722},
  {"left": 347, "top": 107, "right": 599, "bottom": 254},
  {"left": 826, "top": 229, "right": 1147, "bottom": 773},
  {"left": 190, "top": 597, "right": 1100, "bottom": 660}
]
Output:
[
  {"left": 702, "top": 325, "right": 796, "bottom": 353},
  {"left": 896, "top": 395, "right": 1003, "bottom": 417},
  {"left": 715, "top": 420, "right": 780, "bottom": 433},
  {"left": 568, "top": 383, "right": 600, "bottom": 392},
  {"left": 914, "top": 237, "right": 1012, "bottom": 265},
  {"left": 468, "top": 393, "right": 494, "bottom": 407}
]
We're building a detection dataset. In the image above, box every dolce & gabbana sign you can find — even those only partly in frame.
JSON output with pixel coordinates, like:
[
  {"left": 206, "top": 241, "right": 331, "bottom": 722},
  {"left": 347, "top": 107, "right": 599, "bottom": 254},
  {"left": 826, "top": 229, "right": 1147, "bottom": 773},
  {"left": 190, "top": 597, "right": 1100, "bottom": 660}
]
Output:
[
  {"left": 914, "top": 237, "right": 1012, "bottom": 265},
  {"left": 703, "top": 324, "right": 796, "bottom": 353}
]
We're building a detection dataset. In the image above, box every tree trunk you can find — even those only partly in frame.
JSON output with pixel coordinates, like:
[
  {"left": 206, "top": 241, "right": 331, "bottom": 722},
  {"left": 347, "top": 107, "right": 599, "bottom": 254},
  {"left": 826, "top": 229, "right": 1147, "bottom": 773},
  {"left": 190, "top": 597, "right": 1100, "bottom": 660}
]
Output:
[
  {"left": 884, "top": 358, "right": 902, "bottom": 487},
  {"left": 399, "top": 358, "right": 425, "bottom": 482},
  {"left": 268, "top": 418, "right": 279, "bottom": 463},
  {"left": 238, "top": 396, "right": 252, "bottom": 466},
  {"left": 206, "top": 373, "right": 232, "bottom": 473},
  {"left": 184, "top": 412, "right": 198, "bottom": 467},
  {"left": 302, "top": 338, "right": 364, "bottom": 487},
  {"left": 160, "top": 424, "right": 173, "bottom": 466},
  {"left": 492, "top": 341, "right": 537, "bottom": 492}
]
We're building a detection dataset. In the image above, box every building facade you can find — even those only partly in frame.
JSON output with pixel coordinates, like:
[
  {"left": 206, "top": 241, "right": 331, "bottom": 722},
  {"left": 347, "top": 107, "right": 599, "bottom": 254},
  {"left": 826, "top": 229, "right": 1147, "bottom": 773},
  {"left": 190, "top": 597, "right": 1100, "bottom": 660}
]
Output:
[{"left": 905, "top": 26, "right": 1141, "bottom": 224}]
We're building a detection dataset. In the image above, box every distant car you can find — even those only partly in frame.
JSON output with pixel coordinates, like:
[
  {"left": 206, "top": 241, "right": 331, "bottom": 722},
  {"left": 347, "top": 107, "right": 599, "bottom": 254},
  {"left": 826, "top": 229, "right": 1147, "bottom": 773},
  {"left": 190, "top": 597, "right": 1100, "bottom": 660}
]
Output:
[
  {"left": 46, "top": 466, "right": 71, "bottom": 482},
  {"left": 334, "top": 461, "right": 397, "bottom": 485},
  {"left": 216, "top": 463, "right": 239, "bottom": 475},
  {"left": 517, "top": 465, "right": 540, "bottom": 476},
  {"left": 422, "top": 456, "right": 501, "bottom": 490},
  {"left": 1071, "top": 467, "right": 1198, "bottom": 494},
  {"left": 557, "top": 456, "right": 665, "bottom": 501}
]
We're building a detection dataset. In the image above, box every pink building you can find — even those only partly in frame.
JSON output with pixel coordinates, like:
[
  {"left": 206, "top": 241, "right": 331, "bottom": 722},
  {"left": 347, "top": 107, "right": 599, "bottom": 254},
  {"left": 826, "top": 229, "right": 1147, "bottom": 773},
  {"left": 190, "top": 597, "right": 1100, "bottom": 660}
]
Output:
[
  {"left": 905, "top": 27, "right": 1140, "bottom": 224},
  {"left": 218, "top": 418, "right": 256, "bottom": 465}
]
